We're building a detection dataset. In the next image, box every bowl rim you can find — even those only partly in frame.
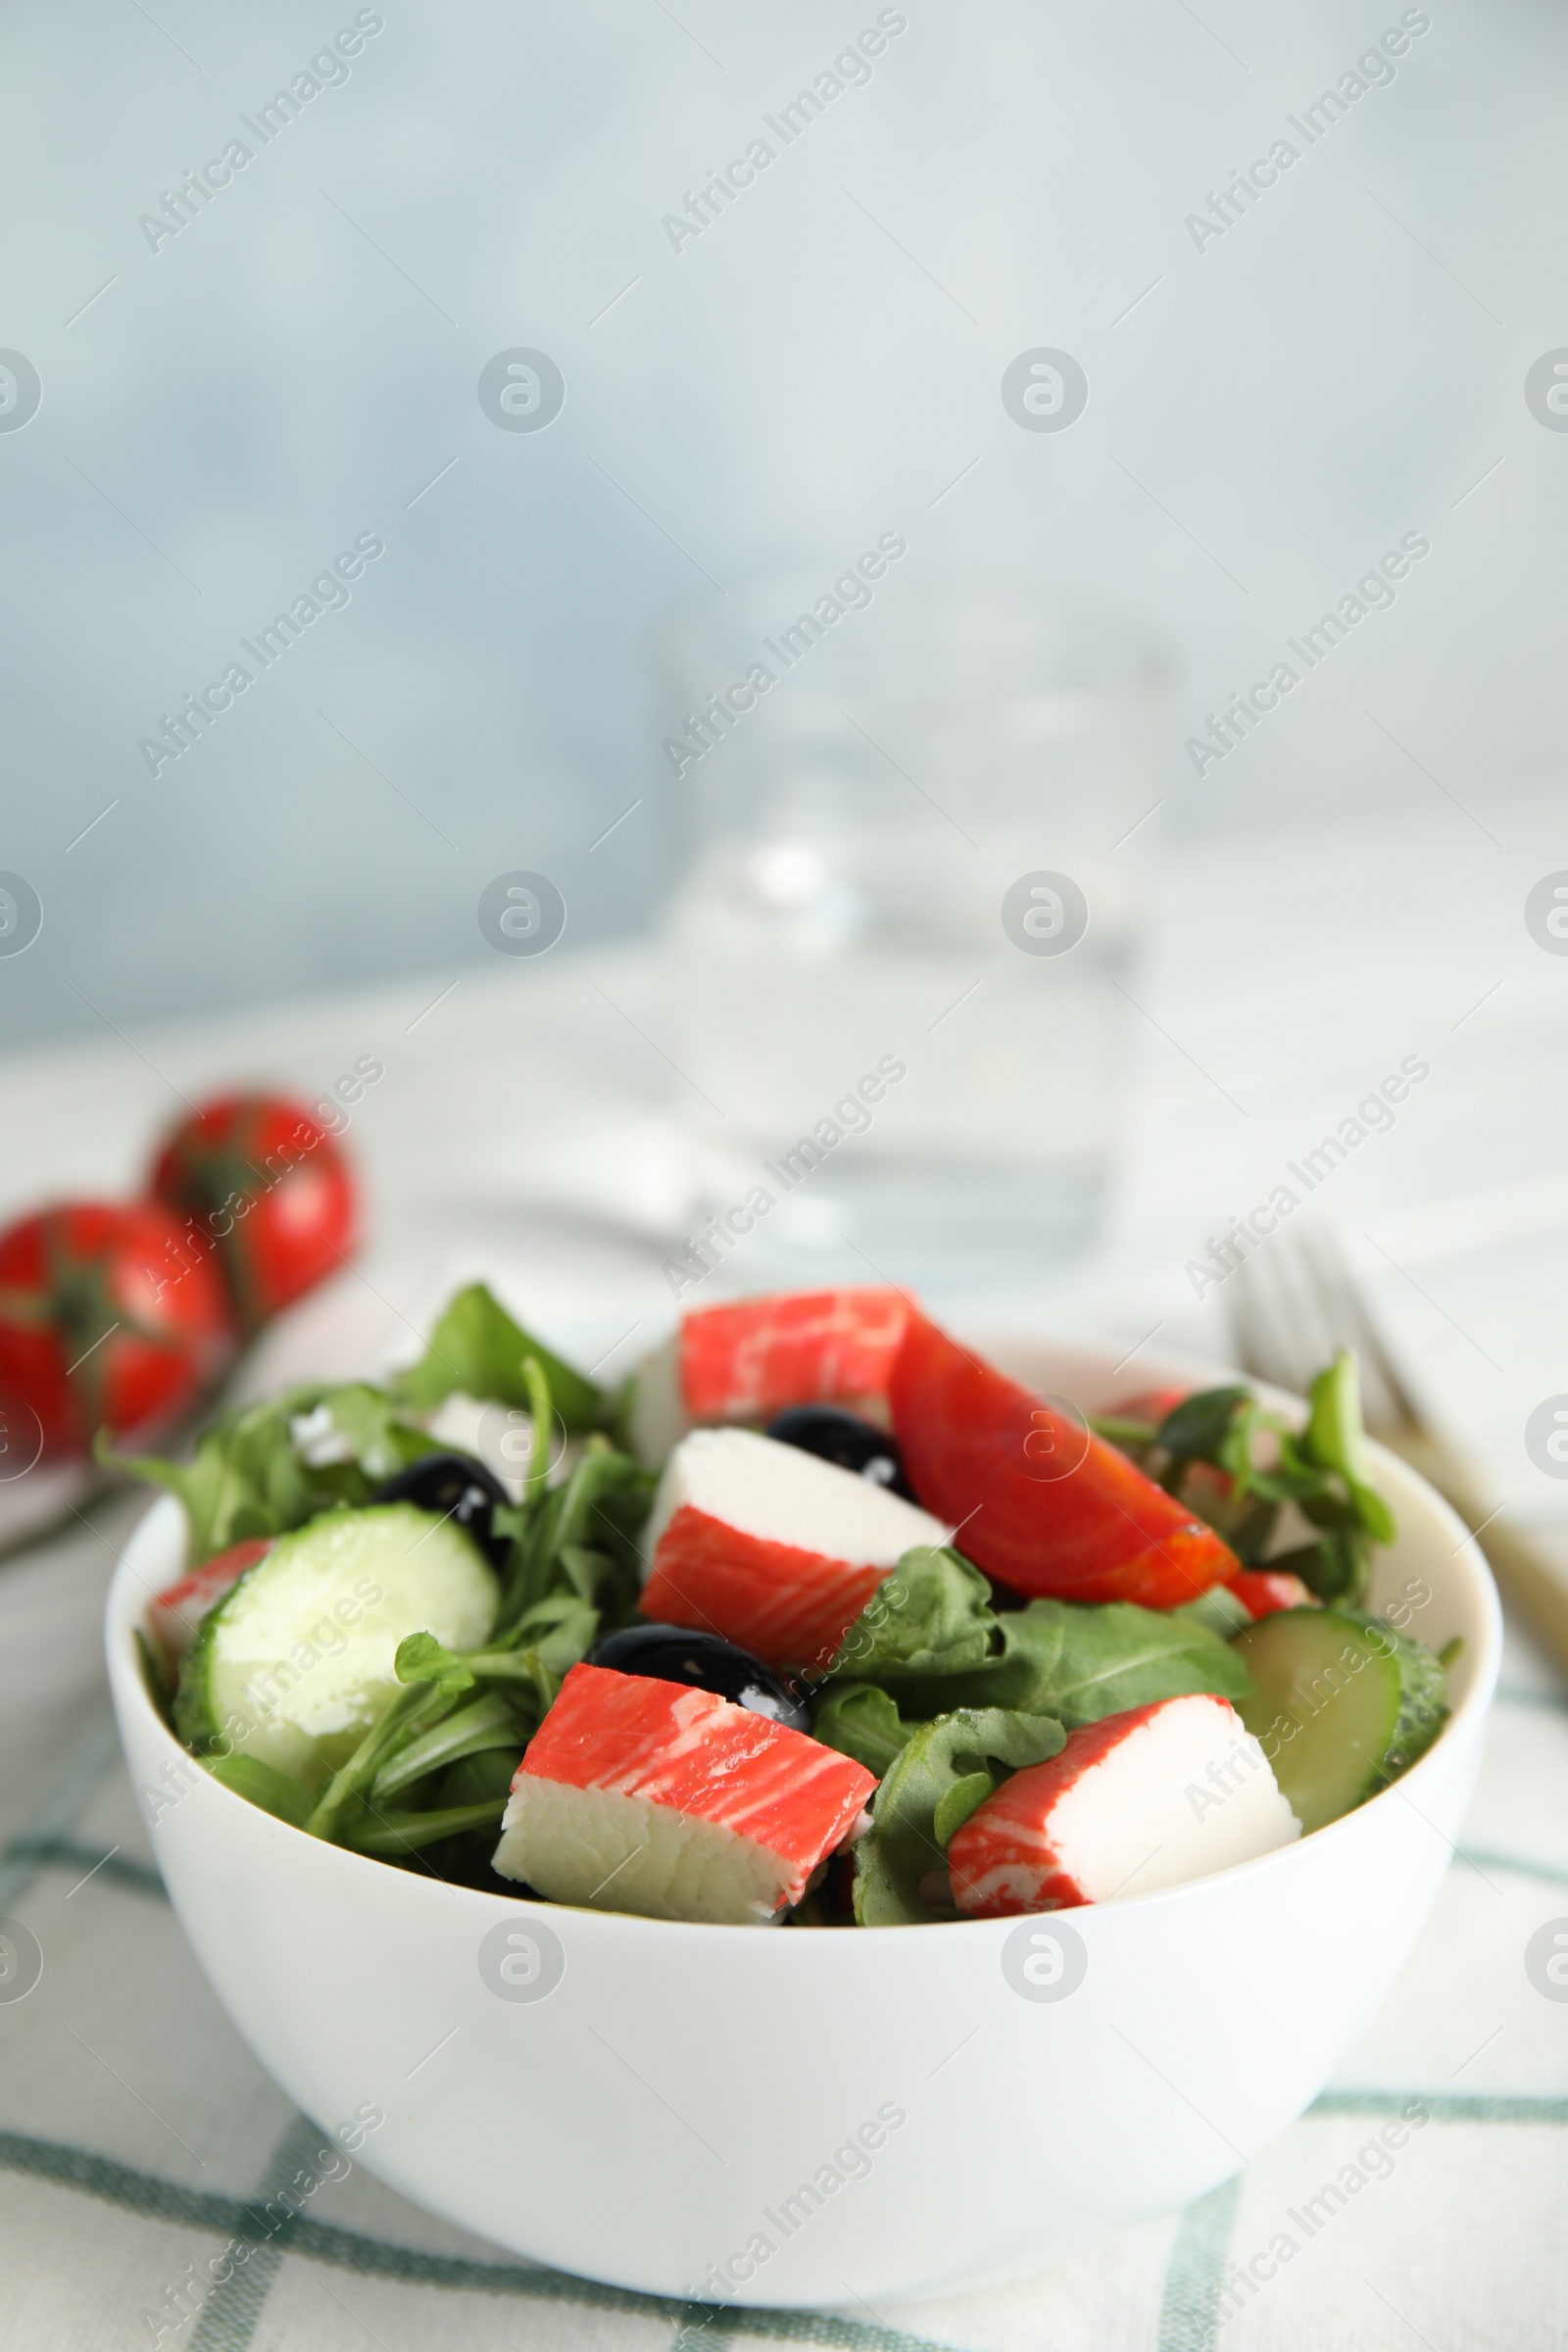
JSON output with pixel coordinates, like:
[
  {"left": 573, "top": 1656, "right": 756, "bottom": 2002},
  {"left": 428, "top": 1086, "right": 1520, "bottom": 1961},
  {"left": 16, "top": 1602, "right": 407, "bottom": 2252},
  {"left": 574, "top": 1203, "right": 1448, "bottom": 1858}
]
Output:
[{"left": 105, "top": 1331, "right": 1503, "bottom": 1942}]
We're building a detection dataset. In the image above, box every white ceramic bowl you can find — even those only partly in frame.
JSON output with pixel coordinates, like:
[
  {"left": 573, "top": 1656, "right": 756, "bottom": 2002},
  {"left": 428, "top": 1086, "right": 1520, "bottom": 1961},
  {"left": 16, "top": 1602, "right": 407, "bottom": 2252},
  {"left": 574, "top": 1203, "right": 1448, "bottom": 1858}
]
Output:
[{"left": 105, "top": 1335, "right": 1499, "bottom": 2309}]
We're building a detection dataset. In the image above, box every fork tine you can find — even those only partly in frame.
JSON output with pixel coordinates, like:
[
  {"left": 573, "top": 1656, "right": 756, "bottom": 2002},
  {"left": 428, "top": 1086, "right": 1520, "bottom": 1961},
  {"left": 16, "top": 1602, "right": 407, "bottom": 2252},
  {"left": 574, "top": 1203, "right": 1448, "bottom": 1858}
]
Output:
[
  {"left": 1228, "top": 1247, "right": 1283, "bottom": 1387},
  {"left": 1229, "top": 1233, "right": 1323, "bottom": 1397},
  {"left": 1298, "top": 1228, "right": 1422, "bottom": 1435},
  {"left": 1227, "top": 1222, "right": 1422, "bottom": 1434},
  {"left": 1225, "top": 1253, "right": 1275, "bottom": 1386}
]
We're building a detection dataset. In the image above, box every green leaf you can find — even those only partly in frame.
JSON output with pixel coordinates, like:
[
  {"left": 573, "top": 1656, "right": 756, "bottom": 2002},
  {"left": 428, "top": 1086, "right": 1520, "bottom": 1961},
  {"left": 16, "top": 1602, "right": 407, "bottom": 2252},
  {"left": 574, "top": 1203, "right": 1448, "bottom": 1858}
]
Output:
[
  {"left": 891, "top": 1597, "right": 1251, "bottom": 1725},
  {"left": 1303, "top": 1349, "right": 1371, "bottom": 1486},
  {"left": 392, "top": 1283, "right": 605, "bottom": 1431},
  {"left": 135, "top": 1629, "right": 175, "bottom": 1729},
  {"left": 305, "top": 1679, "right": 461, "bottom": 1842},
  {"left": 439, "top": 1747, "right": 521, "bottom": 1807},
  {"left": 1087, "top": 1412, "right": 1161, "bottom": 1453},
  {"left": 1174, "top": 1584, "right": 1251, "bottom": 1640},
  {"left": 102, "top": 1381, "right": 433, "bottom": 1565},
  {"left": 855, "top": 1709, "right": 1066, "bottom": 1927},
  {"left": 828, "top": 1547, "right": 998, "bottom": 1683},
  {"left": 556, "top": 1544, "right": 620, "bottom": 1607},
  {"left": 931, "top": 1773, "right": 995, "bottom": 1849},
  {"left": 1266, "top": 1530, "right": 1370, "bottom": 1605},
  {"left": 370, "top": 1691, "right": 521, "bottom": 1805},
  {"left": 1301, "top": 1352, "right": 1397, "bottom": 1546},
  {"left": 517, "top": 1355, "right": 556, "bottom": 1497},
  {"left": 1156, "top": 1386, "right": 1252, "bottom": 1463},
  {"left": 811, "top": 1683, "right": 915, "bottom": 1778},
  {"left": 515, "top": 1594, "right": 599, "bottom": 1676},
  {"left": 342, "top": 1798, "right": 509, "bottom": 1856},
  {"left": 394, "top": 1632, "right": 475, "bottom": 1696},
  {"left": 204, "top": 1753, "right": 312, "bottom": 1828},
  {"left": 499, "top": 1446, "right": 654, "bottom": 1628}
]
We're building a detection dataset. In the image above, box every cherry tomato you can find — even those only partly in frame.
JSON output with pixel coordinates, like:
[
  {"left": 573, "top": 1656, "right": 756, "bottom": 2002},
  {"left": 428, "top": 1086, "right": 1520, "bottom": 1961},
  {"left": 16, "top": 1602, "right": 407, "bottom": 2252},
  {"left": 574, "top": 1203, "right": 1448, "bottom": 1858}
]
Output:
[
  {"left": 891, "top": 1311, "right": 1239, "bottom": 1608},
  {"left": 149, "top": 1091, "right": 358, "bottom": 1333},
  {"left": 0, "top": 1201, "right": 231, "bottom": 1458}
]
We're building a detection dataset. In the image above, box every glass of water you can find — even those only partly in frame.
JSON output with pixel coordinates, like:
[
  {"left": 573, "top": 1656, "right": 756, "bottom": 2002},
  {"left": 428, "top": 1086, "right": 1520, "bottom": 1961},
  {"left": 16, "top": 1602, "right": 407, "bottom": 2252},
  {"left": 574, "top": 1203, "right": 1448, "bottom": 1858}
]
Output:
[{"left": 651, "top": 566, "right": 1172, "bottom": 1293}]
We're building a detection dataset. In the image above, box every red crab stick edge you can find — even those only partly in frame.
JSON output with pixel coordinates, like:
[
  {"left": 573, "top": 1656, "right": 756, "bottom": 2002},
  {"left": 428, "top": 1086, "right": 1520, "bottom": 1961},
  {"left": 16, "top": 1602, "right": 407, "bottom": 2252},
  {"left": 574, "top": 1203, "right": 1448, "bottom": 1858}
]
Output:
[
  {"left": 890, "top": 1310, "right": 1240, "bottom": 1608},
  {"left": 627, "top": 1288, "right": 911, "bottom": 1464},
  {"left": 493, "top": 1662, "right": 877, "bottom": 1925},
  {"left": 638, "top": 1427, "right": 948, "bottom": 1672},
  {"left": 948, "top": 1694, "right": 1300, "bottom": 1916},
  {"left": 148, "top": 1539, "right": 272, "bottom": 1671}
]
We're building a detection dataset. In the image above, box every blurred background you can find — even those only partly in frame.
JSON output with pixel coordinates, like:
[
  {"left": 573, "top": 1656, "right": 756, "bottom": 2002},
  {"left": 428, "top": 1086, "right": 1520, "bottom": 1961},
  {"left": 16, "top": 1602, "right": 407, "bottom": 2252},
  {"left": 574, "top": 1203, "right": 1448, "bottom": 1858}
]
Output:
[{"left": 3, "top": 0, "right": 1567, "bottom": 1488}]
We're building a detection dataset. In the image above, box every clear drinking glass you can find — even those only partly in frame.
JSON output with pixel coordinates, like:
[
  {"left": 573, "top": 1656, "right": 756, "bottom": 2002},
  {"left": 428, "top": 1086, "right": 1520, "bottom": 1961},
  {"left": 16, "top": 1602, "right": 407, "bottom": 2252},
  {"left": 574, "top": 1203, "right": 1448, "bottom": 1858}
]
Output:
[{"left": 651, "top": 567, "right": 1171, "bottom": 1292}]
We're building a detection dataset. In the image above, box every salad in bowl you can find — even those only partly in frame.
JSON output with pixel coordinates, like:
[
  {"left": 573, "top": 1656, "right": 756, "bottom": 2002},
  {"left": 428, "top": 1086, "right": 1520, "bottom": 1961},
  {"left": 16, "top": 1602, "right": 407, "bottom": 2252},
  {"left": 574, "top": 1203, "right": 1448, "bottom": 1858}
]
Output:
[{"left": 124, "top": 1282, "right": 1454, "bottom": 1934}]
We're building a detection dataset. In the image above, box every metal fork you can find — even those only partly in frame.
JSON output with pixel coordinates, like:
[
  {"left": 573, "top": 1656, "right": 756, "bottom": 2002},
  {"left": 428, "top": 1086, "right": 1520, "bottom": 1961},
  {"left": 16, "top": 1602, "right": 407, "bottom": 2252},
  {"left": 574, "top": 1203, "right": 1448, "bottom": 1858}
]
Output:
[{"left": 1228, "top": 1225, "right": 1568, "bottom": 1670}]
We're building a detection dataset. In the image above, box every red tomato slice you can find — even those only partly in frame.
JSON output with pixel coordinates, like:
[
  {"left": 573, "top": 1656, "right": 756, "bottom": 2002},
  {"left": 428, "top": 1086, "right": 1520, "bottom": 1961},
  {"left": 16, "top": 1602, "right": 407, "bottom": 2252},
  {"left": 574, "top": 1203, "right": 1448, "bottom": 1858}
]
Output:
[{"left": 890, "top": 1312, "right": 1238, "bottom": 1607}]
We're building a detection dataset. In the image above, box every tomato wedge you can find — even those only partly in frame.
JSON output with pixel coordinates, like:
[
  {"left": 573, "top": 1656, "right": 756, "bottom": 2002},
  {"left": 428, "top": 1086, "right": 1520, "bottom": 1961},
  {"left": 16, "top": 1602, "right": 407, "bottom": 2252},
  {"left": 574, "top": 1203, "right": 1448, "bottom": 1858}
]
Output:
[{"left": 890, "top": 1312, "right": 1238, "bottom": 1607}]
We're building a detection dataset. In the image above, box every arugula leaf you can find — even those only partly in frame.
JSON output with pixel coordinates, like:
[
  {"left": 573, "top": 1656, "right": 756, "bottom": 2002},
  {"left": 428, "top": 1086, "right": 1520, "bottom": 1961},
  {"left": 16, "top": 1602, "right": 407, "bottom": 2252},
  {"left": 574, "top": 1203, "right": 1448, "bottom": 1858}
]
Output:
[
  {"left": 391, "top": 1283, "right": 605, "bottom": 1431},
  {"left": 458, "top": 1595, "right": 600, "bottom": 1734},
  {"left": 890, "top": 1597, "right": 1251, "bottom": 1725},
  {"left": 931, "top": 1774, "right": 995, "bottom": 1848},
  {"left": 500, "top": 1592, "right": 600, "bottom": 1676},
  {"left": 828, "top": 1547, "right": 997, "bottom": 1684},
  {"left": 205, "top": 1753, "right": 313, "bottom": 1828},
  {"left": 1302, "top": 1351, "right": 1396, "bottom": 1545},
  {"left": 342, "top": 1798, "right": 509, "bottom": 1855},
  {"left": 1086, "top": 1411, "right": 1162, "bottom": 1457},
  {"left": 1120, "top": 1356, "right": 1396, "bottom": 1597},
  {"left": 439, "top": 1747, "right": 521, "bottom": 1807},
  {"left": 855, "top": 1709, "right": 1066, "bottom": 1927},
  {"left": 811, "top": 1683, "right": 914, "bottom": 1777},
  {"left": 394, "top": 1632, "right": 475, "bottom": 1696},
  {"left": 370, "top": 1690, "right": 522, "bottom": 1805},
  {"left": 1263, "top": 1528, "right": 1369, "bottom": 1603},
  {"left": 1174, "top": 1584, "right": 1251, "bottom": 1640},
  {"left": 498, "top": 1444, "right": 654, "bottom": 1628},
  {"left": 104, "top": 1382, "right": 433, "bottom": 1565},
  {"left": 1156, "top": 1386, "right": 1253, "bottom": 1466}
]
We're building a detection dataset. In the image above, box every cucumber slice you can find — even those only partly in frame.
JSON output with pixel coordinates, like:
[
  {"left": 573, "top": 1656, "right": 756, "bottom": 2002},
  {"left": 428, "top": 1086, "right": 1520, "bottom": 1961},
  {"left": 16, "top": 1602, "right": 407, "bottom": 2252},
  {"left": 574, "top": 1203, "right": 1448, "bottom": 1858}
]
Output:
[
  {"left": 173, "top": 1504, "right": 499, "bottom": 1790},
  {"left": 1233, "top": 1606, "right": 1448, "bottom": 1834}
]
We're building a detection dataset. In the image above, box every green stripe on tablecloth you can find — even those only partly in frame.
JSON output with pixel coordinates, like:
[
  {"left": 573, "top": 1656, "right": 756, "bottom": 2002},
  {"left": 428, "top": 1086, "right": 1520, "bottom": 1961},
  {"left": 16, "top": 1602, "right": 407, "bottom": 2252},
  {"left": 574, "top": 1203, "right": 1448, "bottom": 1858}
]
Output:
[
  {"left": 187, "top": 2112, "right": 330, "bottom": 2352},
  {"left": 0, "top": 2131, "right": 957, "bottom": 2351},
  {"left": 1312, "top": 2089, "right": 1568, "bottom": 2125},
  {"left": 669, "top": 2300, "right": 736, "bottom": 2352},
  {"left": 1155, "top": 2174, "right": 1241, "bottom": 2352},
  {"left": 1, "top": 1838, "right": 166, "bottom": 1900},
  {"left": 1493, "top": 1683, "right": 1568, "bottom": 1713},
  {"left": 1456, "top": 1846, "right": 1568, "bottom": 1891},
  {"left": 0, "top": 1711, "right": 123, "bottom": 1914}
]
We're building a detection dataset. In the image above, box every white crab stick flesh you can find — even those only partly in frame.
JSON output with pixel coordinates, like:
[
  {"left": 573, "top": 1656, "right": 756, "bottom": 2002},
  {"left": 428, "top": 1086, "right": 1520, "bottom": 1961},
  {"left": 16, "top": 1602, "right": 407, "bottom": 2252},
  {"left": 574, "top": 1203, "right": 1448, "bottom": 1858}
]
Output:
[
  {"left": 948, "top": 1693, "right": 1300, "bottom": 1916},
  {"left": 492, "top": 1662, "right": 877, "bottom": 1924},
  {"left": 638, "top": 1426, "right": 948, "bottom": 1672},
  {"left": 626, "top": 1287, "right": 911, "bottom": 1464}
]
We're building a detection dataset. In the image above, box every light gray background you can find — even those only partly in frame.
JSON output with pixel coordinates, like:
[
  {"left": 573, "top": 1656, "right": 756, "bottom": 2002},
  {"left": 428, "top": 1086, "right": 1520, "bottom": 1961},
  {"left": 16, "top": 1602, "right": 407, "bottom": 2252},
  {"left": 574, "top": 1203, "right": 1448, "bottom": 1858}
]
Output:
[{"left": 2, "top": 0, "right": 1564, "bottom": 1045}]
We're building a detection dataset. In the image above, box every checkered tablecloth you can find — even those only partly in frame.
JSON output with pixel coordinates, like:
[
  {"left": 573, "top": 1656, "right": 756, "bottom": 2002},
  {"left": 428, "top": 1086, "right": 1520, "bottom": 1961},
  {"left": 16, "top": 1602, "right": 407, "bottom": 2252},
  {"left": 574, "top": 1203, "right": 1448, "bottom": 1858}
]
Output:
[{"left": 1, "top": 1482, "right": 1565, "bottom": 2352}]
